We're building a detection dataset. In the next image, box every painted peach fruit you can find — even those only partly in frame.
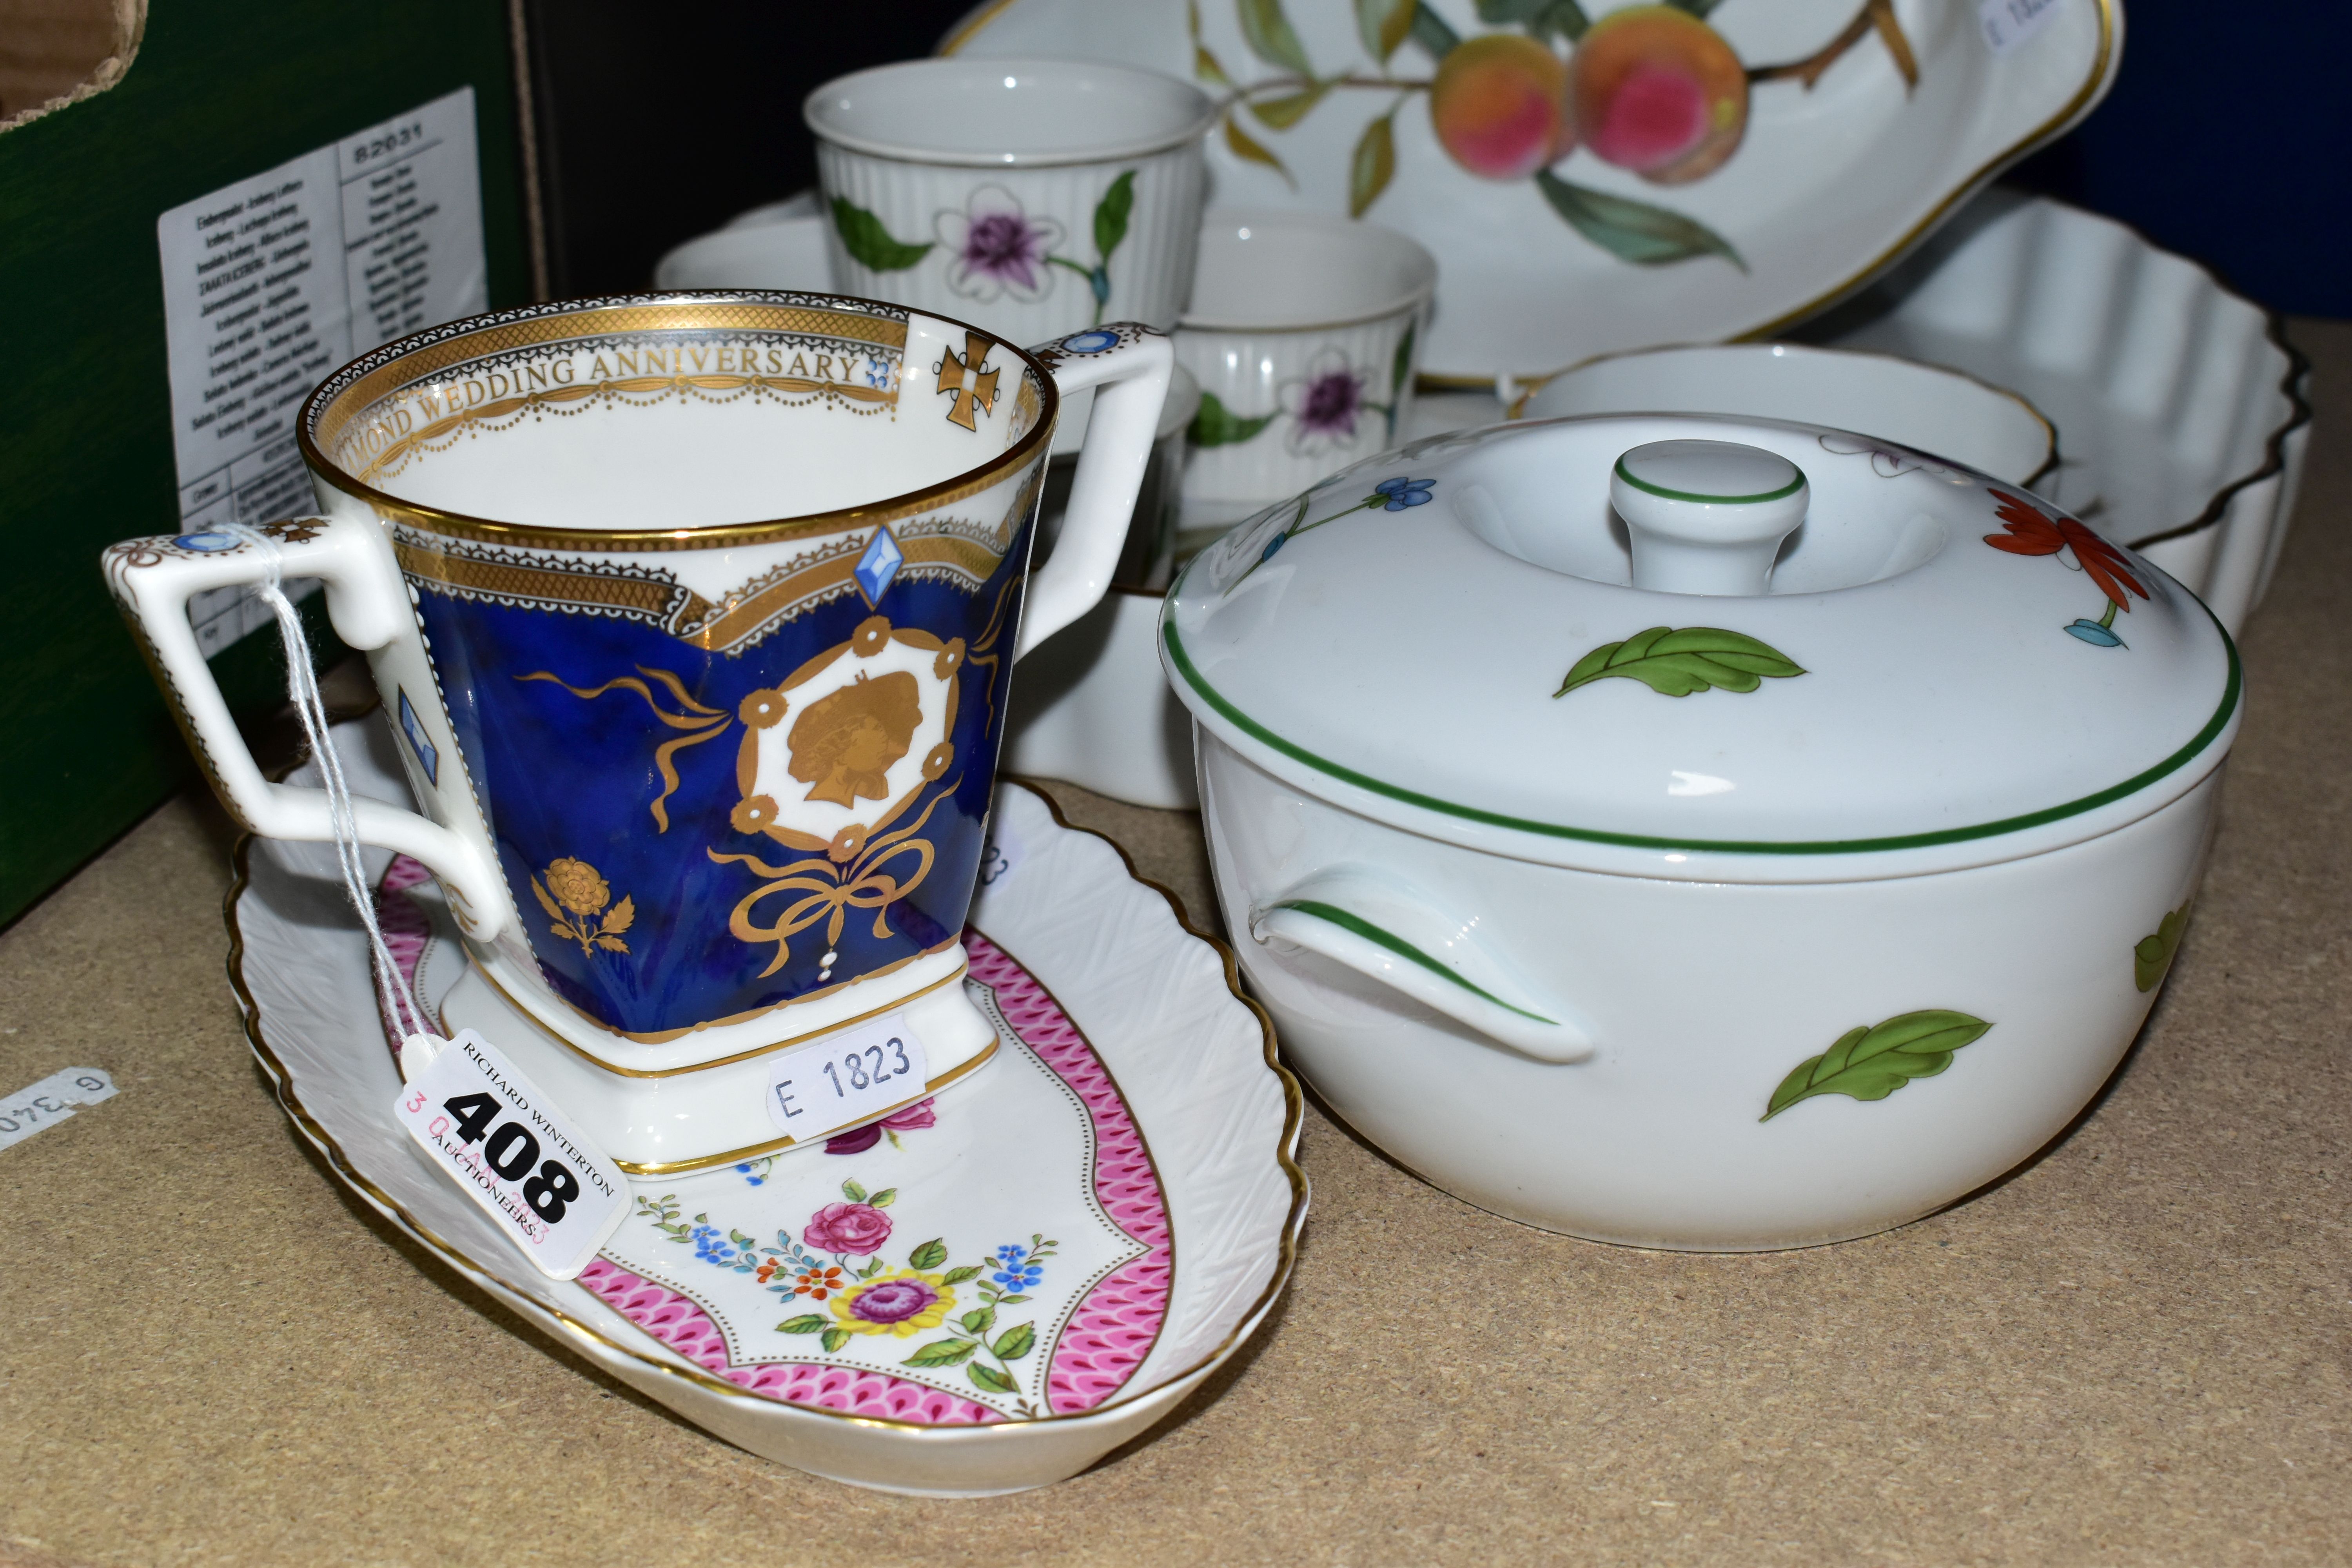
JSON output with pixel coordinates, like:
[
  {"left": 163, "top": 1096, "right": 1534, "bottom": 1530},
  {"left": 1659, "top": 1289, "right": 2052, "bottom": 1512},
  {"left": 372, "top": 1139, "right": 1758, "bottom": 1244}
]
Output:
[
  {"left": 1571, "top": 5, "right": 1749, "bottom": 185},
  {"left": 1430, "top": 33, "right": 1574, "bottom": 181}
]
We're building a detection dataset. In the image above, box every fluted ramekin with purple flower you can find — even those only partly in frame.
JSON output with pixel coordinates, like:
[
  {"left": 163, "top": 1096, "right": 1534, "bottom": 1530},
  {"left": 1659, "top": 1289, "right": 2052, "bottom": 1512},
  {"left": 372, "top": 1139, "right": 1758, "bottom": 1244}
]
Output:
[
  {"left": 808, "top": 58, "right": 1216, "bottom": 348},
  {"left": 1177, "top": 210, "right": 1437, "bottom": 512}
]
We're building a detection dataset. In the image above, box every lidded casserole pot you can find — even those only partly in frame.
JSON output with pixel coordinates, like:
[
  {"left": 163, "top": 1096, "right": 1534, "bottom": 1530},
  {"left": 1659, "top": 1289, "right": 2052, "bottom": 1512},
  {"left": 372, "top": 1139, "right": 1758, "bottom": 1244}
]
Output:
[{"left": 1161, "top": 415, "right": 2238, "bottom": 1250}]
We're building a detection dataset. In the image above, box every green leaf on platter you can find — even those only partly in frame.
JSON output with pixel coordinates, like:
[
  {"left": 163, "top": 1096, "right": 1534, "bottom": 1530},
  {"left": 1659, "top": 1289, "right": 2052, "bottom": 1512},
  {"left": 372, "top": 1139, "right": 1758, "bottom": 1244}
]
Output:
[
  {"left": 903, "top": 1337, "right": 979, "bottom": 1368},
  {"left": 1762, "top": 1011, "right": 1994, "bottom": 1121},
  {"left": 1534, "top": 172, "right": 1744, "bottom": 270},
  {"left": 777, "top": 1314, "right": 828, "bottom": 1334},
  {"left": 1093, "top": 170, "right": 1137, "bottom": 261},
  {"left": 1249, "top": 83, "right": 1331, "bottom": 131},
  {"left": 908, "top": 1237, "right": 950, "bottom": 1271},
  {"left": 868, "top": 1187, "right": 896, "bottom": 1208},
  {"left": 1534, "top": 0, "right": 1591, "bottom": 42},
  {"left": 840, "top": 1179, "right": 864, "bottom": 1201},
  {"left": 858, "top": 1257, "right": 886, "bottom": 1278},
  {"left": 828, "top": 198, "right": 932, "bottom": 273},
  {"left": 1349, "top": 112, "right": 1397, "bottom": 218},
  {"left": 996, "top": 1294, "right": 1033, "bottom": 1306},
  {"left": 1196, "top": 42, "right": 1236, "bottom": 86},
  {"left": 2134, "top": 902, "right": 2193, "bottom": 993},
  {"left": 1238, "top": 0, "right": 1314, "bottom": 74},
  {"left": 961, "top": 1305, "right": 996, "bottom": 1334},
  {"left": 1553, "top": 626, "right": 1804, "bottom": 698},
  {"left": 1223, "top": 115, "right": 1295, "bottom": 186},
  {"left": 992, "top": 1322, "right": 1037, "bottom": 1361},
  {"left": 968, "top": 1362, "right": 1020, "bottom": 1395},
  {"left": 1410, "top": 0, "right": 1463, "bottom": 56},
  {"left": 940, "top": 1264, "right": 985, "bottom": 1285},
  {"left": 820, "top": 1328, "right": 852, "bottom": 1354},
  {"left": 1356, "top": 0, "right": 1418, "bottom": 61},
  {"left": 1191, "top": 391, "right": 1279, "bottom": 448},
  {"left": 1390, "top": 320, "right": 1416, "bottom": 396}
]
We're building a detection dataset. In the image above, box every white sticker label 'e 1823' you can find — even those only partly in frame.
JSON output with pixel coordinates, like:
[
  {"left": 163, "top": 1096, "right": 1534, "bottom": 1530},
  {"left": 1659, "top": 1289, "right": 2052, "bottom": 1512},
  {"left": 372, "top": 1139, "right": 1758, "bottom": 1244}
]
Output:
[
  {"left": 394, "top": 1030, "right": 626, "bottom": 1280},
  {"left": 766, "top": 1014, "right": 931, "bottom": 1140}
]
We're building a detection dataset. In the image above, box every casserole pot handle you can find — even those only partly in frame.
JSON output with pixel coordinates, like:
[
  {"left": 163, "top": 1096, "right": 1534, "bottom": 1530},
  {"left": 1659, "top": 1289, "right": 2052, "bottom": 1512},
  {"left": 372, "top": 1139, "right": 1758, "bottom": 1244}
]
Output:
[{"left": 1248, "top": 867, "right": 1594, "bottom": 1063}]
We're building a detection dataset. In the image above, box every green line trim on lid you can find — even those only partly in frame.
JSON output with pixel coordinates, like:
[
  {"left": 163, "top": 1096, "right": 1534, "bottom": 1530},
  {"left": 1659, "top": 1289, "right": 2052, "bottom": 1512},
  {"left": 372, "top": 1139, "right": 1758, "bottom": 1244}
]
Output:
[
  {"left": 1163, "top": 610, "right": 2239, "bottom": 857},
  {"left": 1614, "top": 455, "right": 1805, "bottom": 505},
  {"left": 1267, "top": 900, "right": 1558, "bottom": 1024}
]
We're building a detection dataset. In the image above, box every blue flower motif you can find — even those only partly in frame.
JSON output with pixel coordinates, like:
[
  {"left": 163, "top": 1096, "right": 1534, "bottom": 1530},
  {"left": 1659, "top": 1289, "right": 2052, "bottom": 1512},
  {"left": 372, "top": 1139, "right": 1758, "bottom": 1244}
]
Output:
[
  {"left": 734, "top": 1162, "right": 766, "bottom": 1187},
  {"left": 690, "top": 1224, "right": 739, "bottom": 1266},
  {"left": 1374, "top": 477, "right": 1436, "bottom": 511},
  {"left": 1260, "top": 530, "right": 1287, "bottom": 563},
  {"left": 992, "top": 1263, "right": 1045, "bottom": 1290},
  {"left": 2064, "top": 619, "right": 2125, "bottom": 647},
  {"left": 995, "top": 1243, "right": 1027, "bottom": 1265}
]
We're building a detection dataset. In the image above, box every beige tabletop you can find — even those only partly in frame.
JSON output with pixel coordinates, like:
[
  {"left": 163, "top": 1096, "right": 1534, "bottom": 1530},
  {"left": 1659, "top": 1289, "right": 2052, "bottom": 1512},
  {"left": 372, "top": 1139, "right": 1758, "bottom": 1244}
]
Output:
[{"left": 3, "top": 323, "right": 2346, "bottom": 1568}]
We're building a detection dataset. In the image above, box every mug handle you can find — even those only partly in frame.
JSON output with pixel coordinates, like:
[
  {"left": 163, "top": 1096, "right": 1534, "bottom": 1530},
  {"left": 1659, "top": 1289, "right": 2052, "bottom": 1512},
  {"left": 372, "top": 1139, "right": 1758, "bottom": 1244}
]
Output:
[
  {"left": 1248, "top": 865, "right": 1595, "bottom": 1063},
  {"left": 102, "top": 522, "right": 511, "bottom": 941},
  {"left": 1015, "top": 324, "right": 1173, "bottom": 659}
]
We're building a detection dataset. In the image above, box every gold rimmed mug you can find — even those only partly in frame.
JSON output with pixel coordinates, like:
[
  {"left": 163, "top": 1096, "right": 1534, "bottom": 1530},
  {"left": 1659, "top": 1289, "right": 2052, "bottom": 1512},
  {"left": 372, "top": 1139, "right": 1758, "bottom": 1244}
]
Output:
[{"left": 105, "top": 292, "right": 1172, "bottom": 1171}]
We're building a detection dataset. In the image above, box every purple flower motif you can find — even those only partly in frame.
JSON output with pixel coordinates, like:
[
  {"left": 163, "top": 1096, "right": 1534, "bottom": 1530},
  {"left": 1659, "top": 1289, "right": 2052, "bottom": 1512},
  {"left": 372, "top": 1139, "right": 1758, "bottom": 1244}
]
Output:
[
  {"left": 823, "top": 1098, "right": 940, "bottom": 1156},
  {"left": 935, "top": 186, "right": 1064, "bottom": 305},
  {"left": 846, "top": 1275, "right": 940, "bottom": 1325},
  {"left": 803, "top": 1201, "right": 893, "bottom": 1256},
  {"left": 1276, "top": 349, "right": 1372, "bottom": 457}
]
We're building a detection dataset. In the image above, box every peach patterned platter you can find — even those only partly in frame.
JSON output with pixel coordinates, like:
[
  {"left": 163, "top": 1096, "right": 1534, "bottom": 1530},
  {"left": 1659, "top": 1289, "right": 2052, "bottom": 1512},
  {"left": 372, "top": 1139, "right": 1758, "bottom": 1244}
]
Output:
[
  {"left": 944, "top": 0, "right": 2121, "bottom": 382},
  {"left": 228, "top": 718, "right": 1303, "bottom": 1496}
]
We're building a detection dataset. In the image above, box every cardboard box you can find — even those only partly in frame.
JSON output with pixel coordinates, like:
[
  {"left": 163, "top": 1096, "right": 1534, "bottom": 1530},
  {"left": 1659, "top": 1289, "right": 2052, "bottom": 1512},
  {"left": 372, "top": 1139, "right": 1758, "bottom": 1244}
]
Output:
[{"left": 0, "top": 0, "right": 532, "bottom": 922}]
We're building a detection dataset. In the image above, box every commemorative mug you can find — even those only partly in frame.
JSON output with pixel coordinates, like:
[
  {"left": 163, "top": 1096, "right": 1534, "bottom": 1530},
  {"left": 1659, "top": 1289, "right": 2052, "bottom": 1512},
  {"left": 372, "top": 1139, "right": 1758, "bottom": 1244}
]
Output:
[
  {"left": 104, "top": 292, "right": 1172, "bottom": 1174},
  {"left": 808, "top": 58, "right": 1214, "bottom": 349}
]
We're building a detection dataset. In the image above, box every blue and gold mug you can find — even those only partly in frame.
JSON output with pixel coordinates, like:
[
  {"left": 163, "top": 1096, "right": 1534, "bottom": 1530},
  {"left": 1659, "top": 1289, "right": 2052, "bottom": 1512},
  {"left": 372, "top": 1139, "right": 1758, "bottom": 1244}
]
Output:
[{"left": 106, "top": 292, "right": 1171, "bottom": 1173}]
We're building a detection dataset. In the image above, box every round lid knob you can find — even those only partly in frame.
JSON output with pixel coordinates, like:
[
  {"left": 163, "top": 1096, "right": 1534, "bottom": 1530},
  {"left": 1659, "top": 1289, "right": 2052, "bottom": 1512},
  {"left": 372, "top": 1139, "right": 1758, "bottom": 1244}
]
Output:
[{"left": 1612, "top": 439, "right": 1810, "bottom": 596}]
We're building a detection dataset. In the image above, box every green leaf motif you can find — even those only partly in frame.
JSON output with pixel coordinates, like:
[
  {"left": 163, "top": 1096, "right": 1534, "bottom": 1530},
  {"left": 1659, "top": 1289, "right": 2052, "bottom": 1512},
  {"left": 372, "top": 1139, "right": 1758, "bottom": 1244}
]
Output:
[
  {"left": 1349, "top": 112, "right": 1397, "bottom": 218},
  {"left": 907, "top": 1237, "right": 949, "bottom": 1271},
  {"left": 1534, "top": 172, "right": 1744, "bottom": 270},
  {"left": 1223, "top": 114, "right": 1294, "bottom": 185},
  {"left": 828, "top": 198, "right": 932, "bottom": 273},
  {"left": 992, "top": 1323, "right": 1037, "bottom": 1361},
  {"left": 996, "top": 1293, "right": 1033, "bottom": 1306},
  {"left": 1238, "top": 0, "right": 1314, "bottom": 74},
  {"left": 961, "top": 1305, "right": 996, "bottom": 1334},
  {"left": 903, "top": 1337, "right": 978, "bottom": 1368},
  {"left": 2134, "top": 901, "right": 2192, "bottom": 993},
  {"left": 1477, "top": 0, "right": 1588, "bottom": 37},
  {"left": 1410, "top": 0, "right": 1463, "bottom": 55},
  {"left": 1389, "top": 320, "right": 1416, "bottom": 397},
  {"left": 868, "top": 1187, "right": 896, "bottom": 1208},
  {"left": 1249, "top": 84, "right": 1330, "bottom": 131},
  {"left": 1191, "top": 390, "right": 1278, "bottom": 448},
  {"left": 968, "top": 1362, "right": 1020, "bottom": 1395},
  {"left": 940, "top": 1264, "right": 985, "bottom": 1285},
  {"left": 820, "top": 1327, "right": 852, "bottom": 1354},
  {"left": 1763, "top": 1011, "right": 1994, "bottom": 1121},
  {"left": 1195, "top": 42, "right": 1235, "bottom": 85},
  {"left": 1553, "top": 626, "right": 1804, "bottom": 699},
  {"left": 840, "top": 1180, "right": 865, "bottom": 1201},
  {"left": 1356, "top": 0, "right": 1417, "bottom": 60},
  {"left": 1093, "top": 170, "right": 1137, "bottom": 261},
  {"left": 777, "top": 1314, "right": 828, "bottom": 1334}
]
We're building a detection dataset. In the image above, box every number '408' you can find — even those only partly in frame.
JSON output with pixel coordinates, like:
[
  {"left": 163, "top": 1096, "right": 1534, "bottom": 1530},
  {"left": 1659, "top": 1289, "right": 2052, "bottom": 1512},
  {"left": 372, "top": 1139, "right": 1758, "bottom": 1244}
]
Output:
[{"left": 428, "top": 1091, "right": 579, "bottom": 1221}]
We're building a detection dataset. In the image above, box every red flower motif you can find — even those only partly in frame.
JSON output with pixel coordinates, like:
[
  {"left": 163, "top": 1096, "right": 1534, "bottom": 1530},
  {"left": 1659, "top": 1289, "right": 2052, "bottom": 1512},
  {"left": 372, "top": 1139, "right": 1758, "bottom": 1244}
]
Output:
[{"left": 1984, "top": 492, "right": 2147, "bottom": 613}]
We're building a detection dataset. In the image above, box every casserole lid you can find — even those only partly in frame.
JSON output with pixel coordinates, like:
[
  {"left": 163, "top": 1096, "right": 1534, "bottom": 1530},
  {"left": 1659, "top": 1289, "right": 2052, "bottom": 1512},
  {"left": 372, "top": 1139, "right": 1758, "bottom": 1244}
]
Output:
[{"left": 1160, "top": 415, "right": 2240, "bottom": 882}]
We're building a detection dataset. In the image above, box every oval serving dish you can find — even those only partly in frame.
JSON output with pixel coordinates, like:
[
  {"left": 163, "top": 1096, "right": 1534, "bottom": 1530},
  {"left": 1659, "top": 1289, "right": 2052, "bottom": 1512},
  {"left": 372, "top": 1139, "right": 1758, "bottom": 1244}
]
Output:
[
  {"left": 231, "top": 721, "right": 1303, "bottom": 1495},
  {"left": 1162, "top": 414, "right": 2235, "bottom": 1250}
]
